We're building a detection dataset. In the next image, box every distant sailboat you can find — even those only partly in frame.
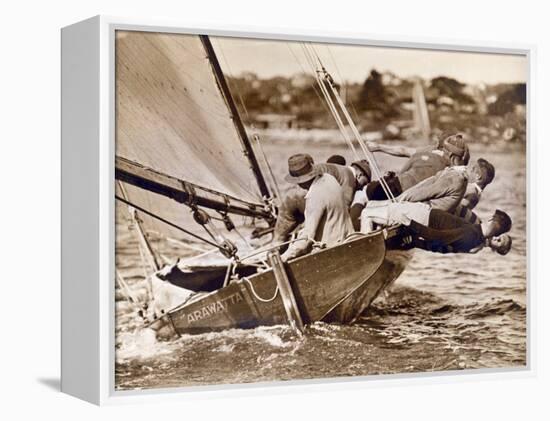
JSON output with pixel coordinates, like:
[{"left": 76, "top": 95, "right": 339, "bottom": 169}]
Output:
[{"left": 412, "top": 78, "right": 431, "bottom": 140}]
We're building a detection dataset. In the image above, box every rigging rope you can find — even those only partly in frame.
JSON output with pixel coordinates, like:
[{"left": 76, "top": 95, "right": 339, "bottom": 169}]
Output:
[
  {"left": 115, "top": 195, "right": 233, "bottom": 254},
  {"left": 176, "top": 247, "right": 219, "bottom": 264},
  {"left": 214, "top": 39, "right": 282, "bottom": 201},
  {"left": 301, "top": 42, "right": 396, "bottom": 201},
  {"left": 137, "top": 240, "right": 152, "bottom": 279},
  {"left": 165, "top": 237, "right": 210, "bottom": 253},
  {"left": 303, "top": 44, "right": 361, "bottom": 158},
  {"left": 300, "top": 43, "right": 361, "bottom": 160},
  {"left": 116, "top": 270, "right": 149, "bottom": 320},
  {"left": 323, "top": 45, "right": 363, "bottom": 128},
  {"left": 214, "top": 39, "right": 251, "bottom": 122},
  {"left": 116, "top": 270, "right": 139, "bottom": 305},
  {"left": 117, "top": 180, "right": 159, "bottom": 307},
  {"left": 324, "top": 72, "right": 395, "bottom": 201},
  {"left": 286, "top": 43, "right": 334, "bottom": 118},
  {"left": 252, "top": 131, "right": 282, "bottom": 199}
]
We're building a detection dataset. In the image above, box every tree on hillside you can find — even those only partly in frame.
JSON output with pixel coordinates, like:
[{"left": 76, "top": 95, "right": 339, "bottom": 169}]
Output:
[
  {"left": 358, "top": 69, "right": 398, "bottom": 119},
  {"left": 430, "top": 76, "right": 475, "bottom": 104},
  {"left": 488, "top": 84, "right": 526, "bottom": 115}
]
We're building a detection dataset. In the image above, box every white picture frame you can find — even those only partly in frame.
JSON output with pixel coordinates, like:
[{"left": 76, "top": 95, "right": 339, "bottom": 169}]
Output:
[{"left": 61, "top": 15, "right": 534, "bottom": 405}]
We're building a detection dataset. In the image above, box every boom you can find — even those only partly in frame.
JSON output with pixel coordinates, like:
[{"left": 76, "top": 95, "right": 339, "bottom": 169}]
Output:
[{"left": 115, "top": 156, "right": 273, "bottom": 220}]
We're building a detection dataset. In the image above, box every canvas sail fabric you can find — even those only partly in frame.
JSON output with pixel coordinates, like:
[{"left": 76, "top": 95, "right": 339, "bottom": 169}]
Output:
[{"left": 116, "top": 31, "right": 263, "bottom": 247}]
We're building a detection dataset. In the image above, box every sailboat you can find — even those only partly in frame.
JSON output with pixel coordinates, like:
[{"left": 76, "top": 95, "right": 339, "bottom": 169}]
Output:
[{"left": 115, "top": 30, "right": 413, "bottom": 336}]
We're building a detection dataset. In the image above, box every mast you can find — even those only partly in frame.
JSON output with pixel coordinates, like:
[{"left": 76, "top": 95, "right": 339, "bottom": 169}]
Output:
[{"left": 200, "top": 35, "right": 271, "bottom": 200}]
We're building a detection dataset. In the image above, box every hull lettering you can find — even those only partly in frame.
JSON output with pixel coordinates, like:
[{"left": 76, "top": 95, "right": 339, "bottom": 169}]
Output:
[{"left": 186, "top": 292, "right": 243, "bottom": 324}]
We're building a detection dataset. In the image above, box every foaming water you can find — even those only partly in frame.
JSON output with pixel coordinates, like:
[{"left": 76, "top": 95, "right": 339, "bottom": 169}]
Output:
[{"left": 115, "top": 146, "right": 527, "bottom": 390}]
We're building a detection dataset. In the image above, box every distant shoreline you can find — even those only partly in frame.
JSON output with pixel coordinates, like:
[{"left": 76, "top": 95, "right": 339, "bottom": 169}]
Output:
[{"left": 254, "top": 128, "right": 526, "bottom": 155}]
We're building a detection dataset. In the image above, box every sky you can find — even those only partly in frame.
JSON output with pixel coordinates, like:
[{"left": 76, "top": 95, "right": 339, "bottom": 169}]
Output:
[{"left": 212, "top": 36, "right": 527, "bottom": 85}]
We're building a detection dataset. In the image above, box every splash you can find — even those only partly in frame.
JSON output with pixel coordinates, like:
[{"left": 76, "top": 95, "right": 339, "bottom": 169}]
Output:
[{"left": 116, "top": 328, "right": 176, "bottom": 363}]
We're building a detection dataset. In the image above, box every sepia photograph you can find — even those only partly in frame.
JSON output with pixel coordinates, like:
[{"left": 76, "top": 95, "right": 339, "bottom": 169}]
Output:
[{"left": 113, "top": 30, "right": 527, "bottom": 391}]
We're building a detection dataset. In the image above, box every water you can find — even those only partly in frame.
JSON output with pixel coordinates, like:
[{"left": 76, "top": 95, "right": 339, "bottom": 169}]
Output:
[{"left": 115, "top": 143, "right": 527, "bottom": 390}]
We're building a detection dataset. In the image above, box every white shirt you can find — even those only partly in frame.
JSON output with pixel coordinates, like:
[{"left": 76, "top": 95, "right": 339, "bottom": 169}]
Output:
[{"left": 282, "top": 174, "right": 354, "bottom": 261}]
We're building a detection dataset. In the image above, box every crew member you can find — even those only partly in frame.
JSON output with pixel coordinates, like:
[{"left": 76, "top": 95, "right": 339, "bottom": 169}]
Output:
[
  {"left": 273, "top": 156, "right": 371, "bottom": 243},
  {"left": 360, "top": 201, "right": 512, "bottom": 254},
  {"left": 279, "top": 154, "right": 354, "bottom": 261},
  {"left": 452, "top": 158, "right": 495, "bottom": 224},
  {"left": 365, "top": 133, "right": 470, "bottom": 200},
  {"left": 397, "top": 157, "right": 495, "bottom": 213},
  {"left": 350, "top": 157, "right": 496, "bottom": 230}
]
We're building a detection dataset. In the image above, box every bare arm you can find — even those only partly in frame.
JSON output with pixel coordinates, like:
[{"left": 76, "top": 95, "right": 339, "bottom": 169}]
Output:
[
  {"left": 461, "top": 184, "right": 481, "bottom": 209},
  {"left": 367, "top": 141, "right": 416, "bottom": 158},
  {"left": 454, "top": 203, "right": 482, "bottom": 225},
  {"left": 273, "top": 189, "right": 306, "bottom": 243},
  {"left": 280, "top": 191, "right": 323, "bottom": 261}
]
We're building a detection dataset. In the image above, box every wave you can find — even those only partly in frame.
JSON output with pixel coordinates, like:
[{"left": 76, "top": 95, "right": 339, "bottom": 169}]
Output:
[
  {"left": 362, "top": 286, "right": 525, "bottom": 321},
  {"left": 116, "top": 324, "right": 299, "bottom": 364},
  {"left": 463, "top": 299, "right": 526, "bottom": 319}
]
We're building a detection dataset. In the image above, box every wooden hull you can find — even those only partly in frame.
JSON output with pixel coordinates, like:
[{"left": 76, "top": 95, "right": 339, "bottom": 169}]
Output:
[
  {"left": 323, "top": 249, "right": 413, "bottom": 324},
  {"left": 166, "top": 233, "right": 386, "bottom": 335}
]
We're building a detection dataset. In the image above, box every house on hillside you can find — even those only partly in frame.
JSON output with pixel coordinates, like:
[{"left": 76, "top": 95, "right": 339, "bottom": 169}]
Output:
[{"left": 253, "top": 113, "right": 297, "bottom": 129}]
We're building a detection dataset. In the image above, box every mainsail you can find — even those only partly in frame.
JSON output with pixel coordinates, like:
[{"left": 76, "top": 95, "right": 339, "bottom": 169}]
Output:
[{"left": 115, "top": 31, "right": 271, "bottom": 247}]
